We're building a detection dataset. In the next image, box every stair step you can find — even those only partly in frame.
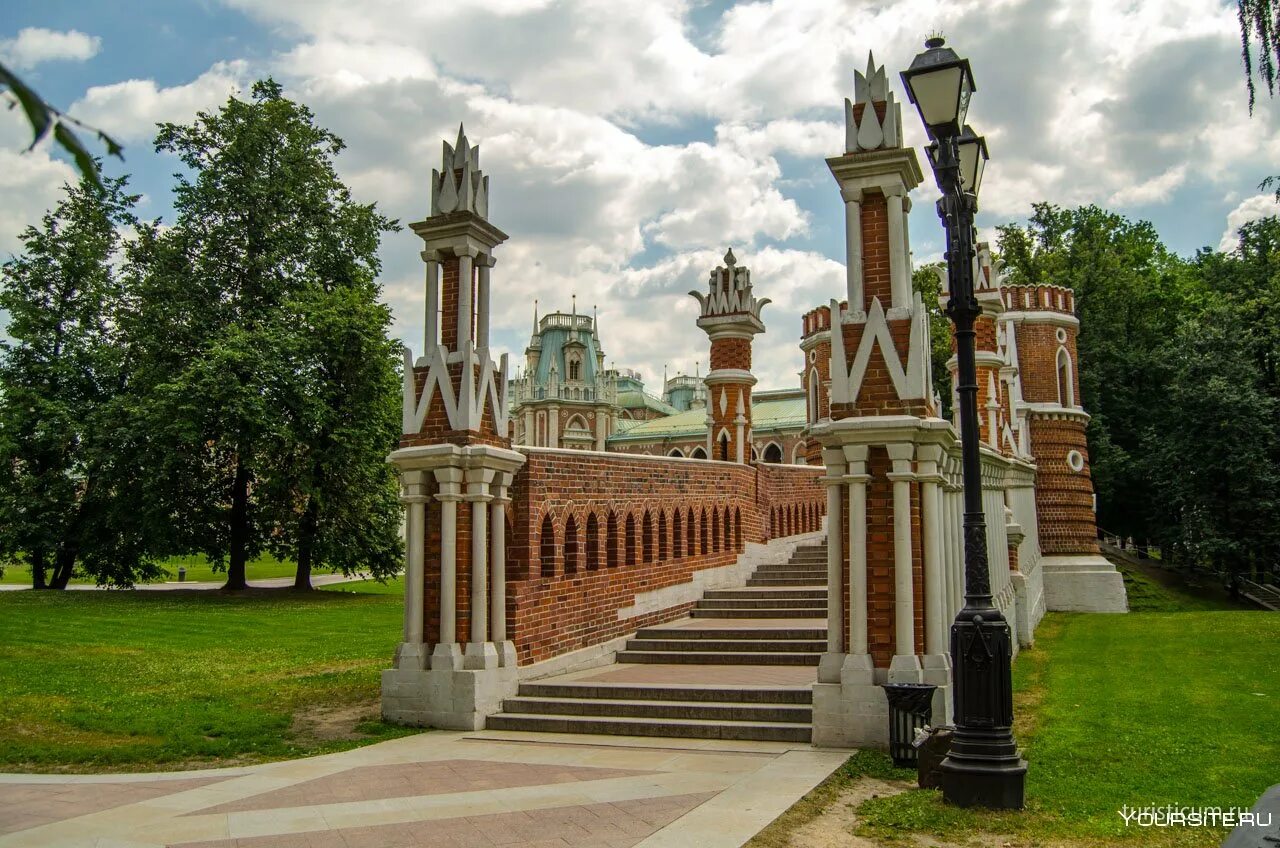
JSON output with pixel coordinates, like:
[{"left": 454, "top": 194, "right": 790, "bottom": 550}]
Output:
[
  {"left": 702, "top": 588, "right": 827, "bottom": 599},
  {"left": 485, "top": 713, "right": 812, "bottom": 743},
  {"left": 747, "top": 578, "right": 828, "bottom": 587},
  {"left": 695, "top": 598, "right": 825, "bottom": 610},
  {"left": 635, "top": 626, "right": 827, "bottom": 640},
  {"left": 518, "top": 682, "right": 813, "bottom": 704},
  {"left": 499, "top": 696, "right": 812, "bottom": 723},
  {"left": 624, "top": 638, "right": 826, "bottom": 653},
  {"left": 615, "top": 650, "right": 820, "bottom": 666},
  {"left": 691, "top": 607, "right": 825, "bottom": 618}
]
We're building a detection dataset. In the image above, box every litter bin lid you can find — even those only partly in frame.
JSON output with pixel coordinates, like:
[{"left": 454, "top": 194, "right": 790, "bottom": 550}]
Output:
[{"left": 883, "top": 683, "right": 937, "bottom": 712}]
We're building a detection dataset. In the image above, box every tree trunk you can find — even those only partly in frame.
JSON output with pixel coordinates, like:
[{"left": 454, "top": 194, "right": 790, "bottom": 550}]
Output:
[
  {"left": 225, "top": 457, "right": 250, "bottom": 590},
  {"left": 31, "top": 550, "right": 47, "bottom": 590},
  {"left": 49, "top": 546, "right": 76, "bottom": 590},
  {"left": 293, "top": 497, "right": 319, "bottom": 591}
]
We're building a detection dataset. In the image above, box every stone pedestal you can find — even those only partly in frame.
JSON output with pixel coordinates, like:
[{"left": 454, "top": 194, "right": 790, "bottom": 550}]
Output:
[
  {"left": 381, "top": 665, "right": 518, "bottom": 730},
  {"left": 1041, "top": 554, "right": 1127, "bottom": 612}
]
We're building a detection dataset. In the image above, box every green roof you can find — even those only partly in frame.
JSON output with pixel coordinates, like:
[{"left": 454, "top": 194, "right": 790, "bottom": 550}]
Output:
[
  {"left": 607, "top": 391, "right": 806, "bottom": 442},
  {"left": 617, "top": 390, "right": 678, "bottom": 416}
]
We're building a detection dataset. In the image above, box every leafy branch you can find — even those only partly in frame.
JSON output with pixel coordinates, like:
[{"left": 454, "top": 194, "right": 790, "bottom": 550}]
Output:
[{"left": 0, "top": 60, "right": 124, "bottom": 191}]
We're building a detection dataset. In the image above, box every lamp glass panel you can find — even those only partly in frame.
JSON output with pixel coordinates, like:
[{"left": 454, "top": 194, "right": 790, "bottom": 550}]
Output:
[{"left": 909, "top": 66, "right": 964, "bottom": 127}]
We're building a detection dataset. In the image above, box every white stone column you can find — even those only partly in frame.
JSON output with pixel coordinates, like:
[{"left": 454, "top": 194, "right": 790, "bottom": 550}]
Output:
[
  {"left": 490, "top": 472, "right": 516, "bottom": 667},
  {"left": 396, "top": 470, "right": 429, "bottom": 670},
  {"left": 917, "top": 446, "right": 947, "bottom": 656},
  {"left": 548, "top": 406, "right": 560, "bottom": 449},
  {"left": 456, "top": 251, "right": 475, "bottom": 349},
  {"left": 464, "top": 468, "right": 498, "bottom": 670},
  {"left": 886, "top": 443, "right": 922, "bottom": 680},
  {"left": 423, "top": 252, "right": 440, "bottom": 357},
  {"left": 825, "top": 472, "right": 844, "bottom": 655},
  {"left": 844, "top": 446, "right": 871, "bottom": 657},
  {"left": 476, "top": 254, "right": 494, "bottom": 350},
  {"left": 524, "top": 408, "right": 535, "bottom": 447},
  {"left": 431, "top": 467, "right": 463, "bottom": 670},
  {"left": 842, "top": 189, "right": 864, "bottom": 309},
  {"left": 886, "top": 187, "right": 910, "bottom": 309}
]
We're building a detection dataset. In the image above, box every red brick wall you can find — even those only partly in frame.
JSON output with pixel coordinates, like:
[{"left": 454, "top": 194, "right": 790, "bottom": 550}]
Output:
[
  {"left": 711, "top": 337, "right": 752, "bottom": 371},
  {"left": 1028, "top": 416, "right": 1100, "bottom": 556},
  {"left": 483, "top": 451, "right": 826, "bottom": 665},
  {"left": 859, "top": 192, "right": 891, "bottom": 309}
]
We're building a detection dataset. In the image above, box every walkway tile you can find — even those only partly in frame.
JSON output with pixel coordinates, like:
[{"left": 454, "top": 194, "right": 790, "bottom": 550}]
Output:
[{"left": 0, "top": 731, "right": 845, "bottom": 848}]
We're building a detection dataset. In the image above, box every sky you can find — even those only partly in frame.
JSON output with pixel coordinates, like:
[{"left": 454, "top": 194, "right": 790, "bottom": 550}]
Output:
[{"left": 3, "top": 0, "right": 1278, "bottom": 393}]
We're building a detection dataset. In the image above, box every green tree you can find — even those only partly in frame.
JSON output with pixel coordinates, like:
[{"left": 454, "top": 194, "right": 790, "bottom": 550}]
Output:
[
  {"left": 997, "top": 204, "right": 1197, "bottom": 544},
  {"left": 0, "top": 173, "right": 159, "bottom": 588},
  {"left": 262, "top": 211, "right": 404, "bottom": 591},
  {"left": 1141, "top": 305, "right": 1280, "bottom": 575},
  {"left": 913, "top": 263, "right": 953, "bottom": 418},
  {"left": 127, "top": 79, "right": 400, "bottom": 590}
]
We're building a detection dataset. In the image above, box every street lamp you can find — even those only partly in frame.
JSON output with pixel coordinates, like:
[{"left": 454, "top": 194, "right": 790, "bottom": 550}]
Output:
[{"left": 901, "top": 36, "right": 1027, "bottom": 810}]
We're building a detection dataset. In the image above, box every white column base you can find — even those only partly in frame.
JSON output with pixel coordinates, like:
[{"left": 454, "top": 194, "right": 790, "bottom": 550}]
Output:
[
  {"left": 811, "top": 654, "right": 886, "bottom": 748},
  {"left": 464, "top": 640, "right": 500, "bottom": 670},
  {"left": 497, "top": 640, "right": 518, "bottom": 668},
  {"left": 381, "top": 663, "right": 518, "bottom": 730},
  {"left": 887, "top": 653, "right": 923, "bottom": 683},
  {"left": 394, "top": 641, "right": 428, "bottom": 671},
  {"left": 431, "top": 642, "right": 463, "bottom": 671},
  {"left": 1041, "top": 554, "right": 1128, "bottom": 613},
  {"left": 921, "top": 653, "right": 953, "bottom": 726},
  {"left": 817, "top": 651, "right": 846, "bottom": 684}
]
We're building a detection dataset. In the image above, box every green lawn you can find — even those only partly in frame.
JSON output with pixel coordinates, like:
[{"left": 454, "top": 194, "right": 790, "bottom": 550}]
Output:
[
  {"left": 0, "top": 553, "right": 299, "bottom": 586},
  {"left": 0, "top": 583, "right": 417, "bottom": 772}
]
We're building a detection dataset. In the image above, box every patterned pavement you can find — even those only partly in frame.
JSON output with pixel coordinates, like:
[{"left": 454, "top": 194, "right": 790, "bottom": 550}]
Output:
[{"left": 0, "top": 730, "right": 846, "bottom": 848}]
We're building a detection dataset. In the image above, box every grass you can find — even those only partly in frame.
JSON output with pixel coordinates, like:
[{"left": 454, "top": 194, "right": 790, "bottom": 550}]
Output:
[
  {"left": 0, "top": 553, "right": 299, "bottom": 586},
  {"left": 0, "top": 586, "right": 418, "bottom": 772},
  {"left": 751, "top": 563, "right": 1276, "bottom": 848},
  {"left": 854, "top": 610, "right": 1279, "bottom": 846}
]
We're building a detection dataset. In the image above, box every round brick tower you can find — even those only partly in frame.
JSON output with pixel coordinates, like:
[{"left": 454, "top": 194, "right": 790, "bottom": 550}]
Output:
[
  {"left": 1002, "top": 283, "right": 1126, "bottom": 611},
  {"left": 690, "top": 249, "right": 769, "bottom": 463}
]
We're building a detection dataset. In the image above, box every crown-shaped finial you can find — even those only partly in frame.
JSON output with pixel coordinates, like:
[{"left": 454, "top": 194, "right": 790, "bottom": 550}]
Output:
[
  {"left": 844, "top": 51, "right": 901, "bottom": 153},
  {"left": 430, "top": 122, "right": 490, "bottom": 219}
]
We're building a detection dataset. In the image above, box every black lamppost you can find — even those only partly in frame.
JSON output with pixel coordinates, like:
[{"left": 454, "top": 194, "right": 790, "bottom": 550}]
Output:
[{"left": 901, "top": 36, "right": 1027, "bottom": 810}]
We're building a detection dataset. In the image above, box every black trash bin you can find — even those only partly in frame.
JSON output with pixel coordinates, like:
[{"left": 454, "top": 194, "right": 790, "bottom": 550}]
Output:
[{"left": 883, "top": 683, "right": 937, "bottom": 767}]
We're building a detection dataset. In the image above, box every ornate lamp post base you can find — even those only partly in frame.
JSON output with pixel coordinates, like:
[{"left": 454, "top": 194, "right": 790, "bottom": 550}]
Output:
[{"left": 939, "top": 612, "right": 1027, "bottom": 809}]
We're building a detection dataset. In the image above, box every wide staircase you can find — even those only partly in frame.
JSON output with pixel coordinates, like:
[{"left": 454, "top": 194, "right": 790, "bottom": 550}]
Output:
[{"left": 485, "top": 540, "right": 828, "bottom": 742}]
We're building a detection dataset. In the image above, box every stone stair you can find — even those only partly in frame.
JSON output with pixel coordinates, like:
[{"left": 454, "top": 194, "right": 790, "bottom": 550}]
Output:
[{"left": 485, "top": 540, "right": 829, "bottom": 742}]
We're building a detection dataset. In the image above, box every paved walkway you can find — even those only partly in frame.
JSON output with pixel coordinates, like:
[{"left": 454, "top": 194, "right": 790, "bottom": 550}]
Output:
[{"left": 0, "top": 730, "right": 846, "bottom": 848}]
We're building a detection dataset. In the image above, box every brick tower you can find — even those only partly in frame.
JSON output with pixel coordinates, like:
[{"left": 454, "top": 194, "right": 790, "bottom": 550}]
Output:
[
  {"left": 810, "top": 55, "right": 954, "bottom": 747},
  {"left": 1001, "top": 282, "right": 1126, "bottom": 612},
  {"left": 690, "top": 249, "right": 769, "bottom": 463},
  {"left": 382, "top": 125, "right": 527, "bottom": 729}
]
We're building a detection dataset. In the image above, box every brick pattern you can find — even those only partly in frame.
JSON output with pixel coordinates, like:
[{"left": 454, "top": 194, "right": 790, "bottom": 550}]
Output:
[
  {"left": 858, "top": 192, "right": 891, "bottom": 309},
  {"left": 706, "top": 378, "right": 751, "bottom": 463},
  {"left": 1027, "top": 415, "right": 1099, "bottom": 556},
  {"left": 485, "top": 453, "right": 826, "bottom": 665},
  {"left": 710, "top": 337, "right": 752, "bottom": 371},
  {"left": 828, "top": 319, "right": 933, "bottom": 419}
]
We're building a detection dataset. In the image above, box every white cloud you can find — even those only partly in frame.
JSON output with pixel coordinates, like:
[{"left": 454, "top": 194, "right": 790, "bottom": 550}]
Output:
[
  {"left": 0, "top": 28, "right": 100, "bottom": 69},
  {"left": 4, "top": 0, "right": 1273, "bottom": 392},
  {"left": 1219, "top": 193, "right": 1279, "bottom": 252},
  {"left": 68, "top": 61, "right": 249, "bottom": 143}
]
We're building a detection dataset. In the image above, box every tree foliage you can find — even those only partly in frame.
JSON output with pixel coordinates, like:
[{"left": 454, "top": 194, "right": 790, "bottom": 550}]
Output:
[
  {"left": 999, "top": 204, "right": 1280, "bottom": 577},
  {"left": 0, "top": 173, "right": 160, "bottom": 588},
  {"left": 126, "top": 79, "right": 402, "bottom": 590}
]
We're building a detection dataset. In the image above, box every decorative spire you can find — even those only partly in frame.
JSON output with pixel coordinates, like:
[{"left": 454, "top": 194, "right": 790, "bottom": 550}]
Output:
[
  {"left": 690, "top": 247, "right": 770, "bottom": 323},
  {"left": 430, "top": 122, "right": 490, "bottom": 219},
  {"left": 845, "top": 52, "right": 902, "bottom": 153},
  {"left": 532, "top": 298, "right": 539, "bottom": 335}
]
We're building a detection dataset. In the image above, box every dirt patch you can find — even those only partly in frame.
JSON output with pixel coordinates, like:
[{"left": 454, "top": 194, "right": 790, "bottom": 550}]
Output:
[
  {"left": 289, "top": 700, "right": 381, "bottom": 743},
  {"left": 784, "top": 777, "right": 907, "bottom": 848},
  {"left": 780, "top": 778, "right": 1088, "bottom": 848}
]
